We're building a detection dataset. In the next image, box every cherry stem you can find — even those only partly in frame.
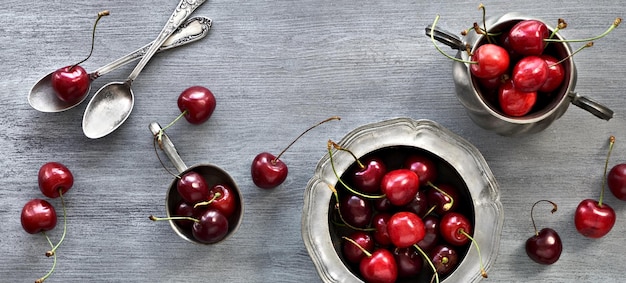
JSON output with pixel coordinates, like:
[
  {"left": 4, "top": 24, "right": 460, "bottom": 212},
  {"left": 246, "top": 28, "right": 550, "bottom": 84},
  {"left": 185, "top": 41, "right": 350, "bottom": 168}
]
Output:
[
  {"left": 427, "top": 182, "right": 453, "bottom": 211},
  {"left": 430, "top": 14, "right": 477, "bottom": 65},
  {"left": 478, "top": 3, "right": 492, "bottom": 44},
  {"left": 459, "top": 229, "right": 488, "bottom": 278},
  {"left": 71, "top": 10, "right": 109, "bottom": 70},
  {"left": 156, "top": 110, "right": 189, "bottom": 146},
  {"left": 530, "top": 199, "right": 558, "bottom": 236},
  {"left": 550, "top": 42, "right": 593, "bottom": 67},
  {"left": 413, "top": 244, "right": 440, "bottom": 283},
  {"left": 326, "top": 183, "right": 376, "bottom": 231},
  {"left": 193, "top": 192, "right": 222, "bottom": 209},
  {"left": 149, "top": 215, "right": 199, "bottom": 223},
  {"left": 152, "top": 133, "right": 182, "bottom": 179},
  {"left": 329, "top": 141, "right": 365, "bottom": 169},
  {"left": 599, "top": 136, "right": 616, "bottom": 207},
  {"left": 544, "top": 17, "right": 621, "bottom": 43},
  {"left": 36, "top": 232, "right": 57, "bottom": 283},
  {"left": 327, "top": 140, "right": 385, "bottom": 199},
  {"left": 272, "top": 116, "right": 340, "bottom": 163},
  {"left": 46, "top": 189, "right": 67, "bottom": 257},
  {"left": 342, "top": 236, "right": 372, "bottom": 257}
]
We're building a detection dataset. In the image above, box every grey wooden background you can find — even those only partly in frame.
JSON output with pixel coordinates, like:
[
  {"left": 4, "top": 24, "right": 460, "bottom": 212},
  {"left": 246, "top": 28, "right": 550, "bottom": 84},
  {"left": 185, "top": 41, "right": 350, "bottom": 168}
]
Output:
[{"left": 1, "top": 0, "right": 625, "bottom": 282}]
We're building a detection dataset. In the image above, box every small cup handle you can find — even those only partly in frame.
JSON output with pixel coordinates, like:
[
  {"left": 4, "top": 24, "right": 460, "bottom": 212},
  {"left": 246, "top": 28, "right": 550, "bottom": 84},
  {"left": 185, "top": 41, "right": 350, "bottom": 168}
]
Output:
[
  {"left": 425, "top": 24, "right": 466, "bottom": 50},
  {"left": 569, "top": 92, "right": 614, "bottom": 121},
  {"left": 149, "top": 122, "right": 189, "bottom": 173}
]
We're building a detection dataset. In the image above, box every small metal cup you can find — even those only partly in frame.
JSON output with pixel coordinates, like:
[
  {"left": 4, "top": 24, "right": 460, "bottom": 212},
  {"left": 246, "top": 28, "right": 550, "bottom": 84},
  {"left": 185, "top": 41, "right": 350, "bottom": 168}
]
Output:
[
  {"left": 426, "top": 12, "right": 613, "bottom": 136},
  {"left": 149, "top": 122, "right": 244, "bottom": 244}
]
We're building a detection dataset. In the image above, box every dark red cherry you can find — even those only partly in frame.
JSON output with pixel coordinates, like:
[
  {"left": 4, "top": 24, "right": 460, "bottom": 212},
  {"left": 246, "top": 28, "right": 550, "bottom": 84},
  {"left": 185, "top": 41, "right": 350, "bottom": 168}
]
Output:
[
  {"left": 51, "top": 65, "right": 90, "bottom": 103},
  {"left": 470, "top": 43, "right": 510, "bottom": 79},
  {"left": 430, "top": 244, "right": 459, "bottom": 276},
  {"left": 342, "top": 231, "right": 374, "bottom": 264},
  {"left": 512, "top": 55, "right": 549, "bottom": 92},
  {"left": 498, "top": 78, "right": 537, "bottom": 117},
  {"left": 387, "top": 211, "right": 425, "bottom": 248},
  {"left": 192, "top": 209, "right": 229, "bottom": 244},
  {"left": 372, "top": 213, "right": 392, "bottom": 246},
  {"left": 177, "top": 86, "right": 216, "bottom": 125},
  {"left": 574, "top": 199, "right": 616, "bottom": 238},
  {"left": 339, "top": 194, "right": 373, "bottom": 228},
  {"left": 416, "top": 215, "right": 440, "bottom": 252},
  {"left": 380, "top": 169, "right": 420, "bottom": 206},
  {"left": 392, "top": 247, "right": 424, "bottom": 279},
  {"left": 38, "top": 162, "right": 74, "bottom": 199},
  {"left": 526, "top": 228, "right": 563, "bottom": 264},
  {"left": 174, "top": 200, "right": 204, "bottom": 230},
  {"left": 608, "top": 163, "right": 626, "bottom": 201},
  {"left": 507, "top": 19, "right": 550, "bottom": 56},
  {"left": 359, "top": 249, "right": 398, "bottom": 283},
  {"left": 251, "top": 152, "right": 288, "bottom": 189},
  {"left": 176, "top": 171, "right": 209, "bottom": 205},
  {"left": 404, "top": 155, "right": 437, "bottom": 186},
  {"left": 21, "top": 199, "right": 58, "bottom": 234},
  {"left": 373, "top": 197, "right": 393, "bottom": 212},
  {"left": 352, "top": 157, "right": 387, "bottom": 193},
  {"left": 440, "top": 212, "right": 472, "bottom": 246},
  {"left": 403, "top": 190, "right": 429, "bottom": 218},
  {"left": 207, "top": 184, "right": 237, "bottom": 218},
  {"left": 426, "top": 183, "right": 459, "bottom": 215},
  {"left": 538, "top": 55, "right": 565, "bottom": 93}
]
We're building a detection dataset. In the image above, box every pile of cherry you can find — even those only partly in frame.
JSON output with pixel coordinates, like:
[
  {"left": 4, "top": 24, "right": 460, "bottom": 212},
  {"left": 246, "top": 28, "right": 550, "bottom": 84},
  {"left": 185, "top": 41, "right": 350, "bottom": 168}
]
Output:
[
  {"left": 326, "top": 143, "right": 480, "bottom": 283},
  {"left": 20, "top": 162, "right": 75, "bottom": 283}
]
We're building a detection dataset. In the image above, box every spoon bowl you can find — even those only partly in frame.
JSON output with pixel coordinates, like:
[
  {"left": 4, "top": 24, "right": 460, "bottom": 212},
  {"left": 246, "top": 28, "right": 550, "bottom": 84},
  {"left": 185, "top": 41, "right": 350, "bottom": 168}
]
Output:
[
  {"left": 82, "top": 0, "right": 207, "bottom": 139},
  {"left": 28, "top": 16, "right": 212, "bottom": 113}
]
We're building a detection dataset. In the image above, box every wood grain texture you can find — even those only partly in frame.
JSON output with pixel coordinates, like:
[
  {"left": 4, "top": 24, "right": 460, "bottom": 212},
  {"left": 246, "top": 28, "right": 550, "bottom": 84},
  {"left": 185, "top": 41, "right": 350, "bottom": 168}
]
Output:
[{"left": 1, "top": 0, "right": 625, "bottom": 282}]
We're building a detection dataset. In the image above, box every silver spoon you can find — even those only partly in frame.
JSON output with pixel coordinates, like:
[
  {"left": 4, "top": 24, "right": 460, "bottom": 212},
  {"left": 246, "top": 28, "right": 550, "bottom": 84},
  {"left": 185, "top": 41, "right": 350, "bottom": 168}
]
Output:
[
  {"left": 82, "top": 0, "right": 207, "bottom": 139},
  {"left": 28, "top": 16, "right": 212, "bottom": 113}
]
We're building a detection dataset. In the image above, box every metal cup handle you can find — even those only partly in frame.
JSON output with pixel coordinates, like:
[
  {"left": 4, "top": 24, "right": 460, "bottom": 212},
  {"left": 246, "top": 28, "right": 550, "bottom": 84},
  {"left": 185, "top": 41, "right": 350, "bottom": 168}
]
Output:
[
  {"left": 569, "top": 93, "right": 614, "bottom": 121},
  {"left": 149, "top": 122, "right": 189, "bottom": 173},
  {"left": 425, "top": 24, "right": 466, "bottom": 51}
]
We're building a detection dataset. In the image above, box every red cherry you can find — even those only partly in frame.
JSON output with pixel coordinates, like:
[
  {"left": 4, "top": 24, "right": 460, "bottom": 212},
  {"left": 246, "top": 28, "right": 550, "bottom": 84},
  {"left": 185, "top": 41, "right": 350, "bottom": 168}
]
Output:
[
  {"left": 392, "top": 247, "right": 423, "bottom": 279},
  {"left": 416, "top": 215, "right": 440, "bottom": 252},
  {"left": 470, "top": 43, "right": 510, "bottom": 79},
  {"left": 192, "top": 209, "right": 229, "bottom": 244},
  {"left": 507, "top": 20, "right": 550, "bottom": 56},
  {"left": 574, "top": 199, "right": 616, "bottom": 238},
  {"left": 342, "top": 231, "right": 374, "bottom": 264},
  {"left": 177, "top": 86, "right": 216, "bottom": 125},
  {"left": 339, "top": 194, "right": 373, "bottom": 229},
  {"left": 403, "top": 155, "right": 437, "bottom": 186},
  {"left": 51, "top": 65, "right": 90, "bottom": 103},
  {"left": 177, "top": 171, "right": 209, "bottom": 205},
  {"left": 430, "top": 244, "right": 459, "bottom": 276},
  {"left": 387, "top": 211, "right": 425, "bottom": 248},
  {"left": 608, "top": 163, "right": 626, "bottom": 201},
  {"left": 251, "top": 152, "right": 288, "bottom": 189},
  {"left": 526, "top": 228, "right": 562, "bottom": 264},
  {"left": 372, "top": 213, "right": 392, "bottom": 246},
  {"left": 426, "top": 183, "right": 459, "bottom": 215},
  {"left": 351, "top": 157, "right": 387, "bottom": 193},
  {"left": 359, "top": 249, "right": 398, "bottom": 283},
  {"left": 439, "top": 212, "right": 472, "bottom": 246},
  {"left": 173, "top": 200, "right": 204, "bottom": 230},
  {"left": 498, "top": 79, "right": 537, "bottom": 117},
  {"left": 21, "top": 199, "right": 58, "bottom": 234},
  {"left": 207, "top": 184, "right": 237, "bottom": 218},
  {"left": 38, "top": 162, "right": 74, "bottom": 198},
  {"left": 380, "top": 169, "right": 420, "bottom": 206},
  {"left": 512, "top": 55, "right": 549, "bottom": 92},
  {"left": 403, "top": 190, "right": 429, "bottom": 218},
  {"left": 538, "top": 55, "right": 565, "bottom": 93}
]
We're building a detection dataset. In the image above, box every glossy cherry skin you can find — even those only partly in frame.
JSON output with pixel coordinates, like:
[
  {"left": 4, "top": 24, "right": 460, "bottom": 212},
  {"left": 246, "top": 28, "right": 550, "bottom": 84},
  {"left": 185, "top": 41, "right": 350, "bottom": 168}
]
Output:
[
  {"left": 351, "top": 157, "right": 387, "bottom": 193},
  {"left": 498, "top": 79, "right": 537, "bottom": 117},
  {"left": 608, "top": 164, "right": 626, "bottom": 201},
  {"left": 526, "top": 228, "right": 562, "bottom": 264},
  {"left": 38, "top": 162, "right": 74, "bottom": 198},
  {"left": 251, "top": 152, "right": 288, "bottom": 189},
  {"left": 512, "top": 55, "right": 549, "bottom": 92},
  {"left": 404, "top": 155, "right": 437, "bottom": 186},
  {"left": 192, "top": 209, "right": 229, "bottom": 244},
  {"left": 426, "top": 183, "right": 459, "bottom": 215},
  {"left": 372, "top": 213, "right": 392, "bottom": 246},
  {"left": 177, "top": 171, "right": 209, "bottom": 205},
  {"left": 539, "top": 55, "right": 565, "bottom": 93},
  {"left": 207, "top": 184, "right": 238, "bottom": 218},
  {"left": 507, "top": 20, "right": 550, "bottom": 56},
  {"left": 403, "top": 190, "right": 429, "bottom": 218},
  {"left": 373, "top": 197, "right": 393, "bottom": 212},
  {"left": 342, "top": 231, "right": 374, "bottom": 264},
  {"left": 387, "top": 211, "right": 425, "bottom": 248},
  {"left": 380, "top": 169, "right": 420, "bottom": 206},
  {"left": 470, "top": 43, "right": 510, "bottom": 79},
  {"left": 359, "top": 249, "right": 398, "bottom": 283},
  {"left": 339, "top": 194, "right": 373, "bottom": 228},
  {"left": 177, "top": 86, "right": 216, "bottom": 125},
  {"left": 574, "top": 199, "right": 616, "bottom": 238},
  {"left": 21, "top": 199, "right": 57, "bottom": 234},
  {"left": 416, "top": 215, "right": 440, "bottom": 252},
  {"left": 51, "top": 65, "right": 90, "bottom": 103},
  {"left": 174, "top": 200, "right": 204, "bottom": 230},
  {"left": 440, "top": 212, "right": 472, "bottom": 246},
  {"left": 430, "top": 244, "right": 459, "bottom": 275},
  {"left": 393, "top": 247, "right": 423, "bottom": 279}
]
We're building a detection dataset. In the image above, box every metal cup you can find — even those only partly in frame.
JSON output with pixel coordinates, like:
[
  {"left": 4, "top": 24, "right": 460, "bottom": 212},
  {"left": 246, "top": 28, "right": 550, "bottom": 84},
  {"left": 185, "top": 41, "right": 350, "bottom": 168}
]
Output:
[
  {"left": 426, "top": 12, "right": 613, "bottom": 136},
  {"left": 149, "top": 122, "right": 244, "bottom": 244}
]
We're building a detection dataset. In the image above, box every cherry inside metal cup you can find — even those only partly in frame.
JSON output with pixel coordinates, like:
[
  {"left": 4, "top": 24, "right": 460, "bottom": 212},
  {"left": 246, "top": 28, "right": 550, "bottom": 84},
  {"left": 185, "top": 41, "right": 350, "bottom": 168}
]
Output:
[
  {"left": 149, "top": 122, "right": 244, "bottom": 244},
  {"left": 427, "top": 12, "right": 613, "bottom": 136}
]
